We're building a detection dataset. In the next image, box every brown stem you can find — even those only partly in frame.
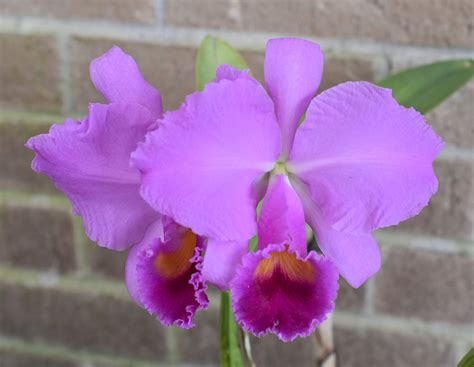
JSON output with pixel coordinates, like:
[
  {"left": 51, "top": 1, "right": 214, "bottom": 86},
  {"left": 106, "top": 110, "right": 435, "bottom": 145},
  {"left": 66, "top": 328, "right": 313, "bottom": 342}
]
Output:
[
  {"left": 312, "top": 315, "right": 337, "bottom": 367},
  {"left": 239, "top": 328, "right": 257, "bottom": 367}
]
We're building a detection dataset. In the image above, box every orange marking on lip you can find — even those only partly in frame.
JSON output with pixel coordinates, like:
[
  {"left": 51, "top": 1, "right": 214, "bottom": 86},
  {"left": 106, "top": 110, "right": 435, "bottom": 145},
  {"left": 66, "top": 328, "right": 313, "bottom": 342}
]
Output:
[
  {"left": 255, "top": 246, "right": 315, "bottom": 282},
  {"left": 154, "top": 230, "right": 197, "bottom": 278}
]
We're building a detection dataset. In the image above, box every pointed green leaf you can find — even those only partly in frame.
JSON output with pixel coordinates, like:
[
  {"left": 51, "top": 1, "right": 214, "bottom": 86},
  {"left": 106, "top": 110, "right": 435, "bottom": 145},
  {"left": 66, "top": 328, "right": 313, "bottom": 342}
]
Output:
[
  {"left": 195, "top": 35, "right": 250, "bottom": 91},
  {"left": 377, "top": 59, "right": 474, "bottom": 114},
  {"left": 458, "top": 348, "right": 474, "bottom": 367},
  {"left": 220, "top": 292, "right": 244, "bottom": 367}
]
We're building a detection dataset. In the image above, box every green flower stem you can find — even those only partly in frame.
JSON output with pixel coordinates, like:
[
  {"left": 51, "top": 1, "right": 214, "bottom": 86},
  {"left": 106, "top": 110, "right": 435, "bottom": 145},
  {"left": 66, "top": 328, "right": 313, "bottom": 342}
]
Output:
[{"left": 220, "top": 292, "right": 245, "bottom": 367}]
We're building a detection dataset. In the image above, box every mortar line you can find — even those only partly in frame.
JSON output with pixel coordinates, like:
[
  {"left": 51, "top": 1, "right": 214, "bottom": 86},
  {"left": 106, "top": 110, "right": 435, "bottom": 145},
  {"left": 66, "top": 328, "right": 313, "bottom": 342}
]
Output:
[
  {"left": 165, "top": 327, "right": 179, "bottom": 364},
  {"left": 155, "top": 0, "right": 166, "bottom": 26},
  {"left": 72, "top": 215, "right": 92, "bottom": 275},
  {"left": 375, "top": 230, "right": 474, "bottom": 255},
  {"left": 0, "top": 15, "right": 473, "bottom": 59},
  {"left": 363, "top": 278, "right": 376, "bottom": 315},
  {"left": 0, "top": 264, "right": 128, "bottom": 300},
  {"left": 0, "top": 334, "right": 186, "bottom": 367},
  {"left": 57, "top": 32, "right": 73, "bottom": 114},
  {"left": 334, "top": 311, "right": 474, "bottom": 342},
  {"left": 453, "top": 341, "right": 474, "bottom": 365}
]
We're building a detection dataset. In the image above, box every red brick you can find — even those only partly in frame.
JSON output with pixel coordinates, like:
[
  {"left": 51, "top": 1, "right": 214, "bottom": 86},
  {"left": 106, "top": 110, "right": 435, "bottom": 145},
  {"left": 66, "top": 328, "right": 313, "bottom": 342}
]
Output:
[
  {"left": 0, "top": 282, "right": 169, "bottom": 361},
  {"left": 428, "top": 81, "right": 474, "bottom": 149},
  {"left": 320, "top": 55, "right": 376, "bottom": 91},
  {"left": 336, "top": 279, "right": 366, "bottom": 312},
  {"left": 0, "top": 34, "right": 62, "bottom": 112},
  {"left": 0, "top": 0, "right": 156, "bottom": 23},
  {"left": 89, "top": 240, "right": 127, "bottom": 280},
  {"left": 251, "top": 333, "right": 319, "bottom": 367},
  {"left": 0, "top": 205, "right": 76, "bottom": 273},
  {"left": 396, "top": 160, "right": 473, "bottom": 240},
  {"left": 174, "top": 308, "right": 220, "bottom": 363},
  {"left": 375, "top": 247, "right": 474, "bottom": 323},
  {"left": 166, "top": 0, "right": 473, "bottom": 48},
  {"left": 71, "top": 38, "right": 195, "bottom": 113},
  {"left": 0, "top": 117, "right": 59, "bottom": 193},
  {"left": 334, "top": 326, "right": 455, "bottom": 367}
]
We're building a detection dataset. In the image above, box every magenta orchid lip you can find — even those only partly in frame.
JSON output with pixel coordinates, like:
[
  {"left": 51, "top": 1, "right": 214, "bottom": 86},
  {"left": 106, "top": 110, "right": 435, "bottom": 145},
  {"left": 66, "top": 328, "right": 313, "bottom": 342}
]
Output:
[{"left": 26, "top": 37, "right": 443, "bottom": 342}]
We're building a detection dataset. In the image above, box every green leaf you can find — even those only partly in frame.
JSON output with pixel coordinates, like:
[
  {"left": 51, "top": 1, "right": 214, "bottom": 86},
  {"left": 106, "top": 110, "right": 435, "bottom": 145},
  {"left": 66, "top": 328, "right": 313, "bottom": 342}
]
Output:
[
  {"left": 458, "top": 348, "right": 474, "bottom": 367},
  {"left": 377, "top": 59, "right": 474, "bottom": 114},
  {"left": 220, "top": 292, "right": 245, "bottom": 367},
  {"left": 195, "top": 35, "right": 250, "bottom": 91}
]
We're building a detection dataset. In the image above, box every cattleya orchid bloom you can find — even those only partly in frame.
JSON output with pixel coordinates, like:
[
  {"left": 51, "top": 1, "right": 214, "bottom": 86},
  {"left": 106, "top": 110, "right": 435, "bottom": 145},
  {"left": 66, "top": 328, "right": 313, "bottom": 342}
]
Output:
[
  {"left": 132, "top": 38, "right": 443, "bottom": 337},
  {"left": 26, "top": 47, "right": 208, "bottom": 327}
]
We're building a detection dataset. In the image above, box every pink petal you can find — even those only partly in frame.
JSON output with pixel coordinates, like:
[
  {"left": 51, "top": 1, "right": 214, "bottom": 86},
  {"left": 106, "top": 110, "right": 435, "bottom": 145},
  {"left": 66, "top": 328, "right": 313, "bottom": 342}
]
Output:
[
  {"left": 289, "top": 82, "right": 444, "bottom": 234},
  {"left": 258, "top": 174, "right": 306, "bottom": 254},
  {"left": 264, "top": 38, "right": 324, "bottom": 157},
  {"left": 291, "top": 176, "right": 381, "bottom": 288},
  {"left": 90, "top": 46, "right": 163, "bottom": 119},
  {"left": 231, "top": 243, "right": 338, "bottom": 342},
  {"left": 126, "top": 220, "right": 208, "bottom": 328},
  {"left": 133, "top": 78, "right": 281, "bottom": 241},
  {"left": 201, "top": 239, "right": 248, "bottom": 290},
  {"left": 26, "top": 103, "right": 159, "bottom": 250}
]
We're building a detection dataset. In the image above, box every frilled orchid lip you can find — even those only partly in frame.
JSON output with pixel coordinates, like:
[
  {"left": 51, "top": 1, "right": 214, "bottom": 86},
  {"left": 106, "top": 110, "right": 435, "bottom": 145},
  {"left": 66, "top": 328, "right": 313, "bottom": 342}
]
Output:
[
  {"left": 126, "top": 220, "right": 208, "bottom": 328},
  {"left": 232, "top": 243, "right": 338, "bottom": 342}
]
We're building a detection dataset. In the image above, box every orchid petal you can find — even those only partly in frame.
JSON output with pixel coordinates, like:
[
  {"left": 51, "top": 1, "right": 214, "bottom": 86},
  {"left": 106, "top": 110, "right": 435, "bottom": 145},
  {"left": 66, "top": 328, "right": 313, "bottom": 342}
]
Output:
[
  {"left": 90, "top": 46, "right": 163, "bottom": 119},
  {"left": 291, "top": 176, "right": 381, "bottom": 288},
  {"left": 289, "top": 82, "right": 444, "bottom": 234},
  {"left": 133, "top": 78, "right": 281, "bottom": 241},
  {"left": 125, "top": 220, "right": 208, "bottom": 328},
  {"left": 231, "top": 243, "right": 338, "bottom": 342},
  {"left": 26, "top": 103, "right": 159, "bottom": 250},
  {"left": 264, "top": 38, "right": 324, "bottom": 157},
  {"left": 202, "top": 239, "right": 248, "bottom": 290}
]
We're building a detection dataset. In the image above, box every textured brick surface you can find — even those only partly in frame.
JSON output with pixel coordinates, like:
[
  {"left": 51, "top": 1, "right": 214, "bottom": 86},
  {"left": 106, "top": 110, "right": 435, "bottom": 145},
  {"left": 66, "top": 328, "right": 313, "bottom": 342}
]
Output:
[
  {"left": 0, "top": 205, "right": 76, "bottom": 273},
  {"left": 396, "top": 160, "right": 474, "bottom": 240},
  {"left": 428, "top": 81, "right": 474, "bottom": 149},
  {"left": 0, "top": 118, "right": 58, "bottom": 193},
  {"left": 334, "top": 326, "right": 455, "bottom": 367},
  {"left": 0, "top": 283, "right": 168, "bottom": 361},
  {"left": 251, "top": 333, "right": 318, "bottom": 366},
  {"left": 166, "top": 0, "right": 474, "bottom": 47},
  {"left": 0, "top": 0, "right": 156, "bottom": 23},
  {"left": 89, "top": 241, "right": 127, "bottom": 280},
  {"left": 175, "top": 308, "right": 220, "bottom": 364},
  {"left": 375, "top": 247, "right": 474, "bottom": 323},
  {"left": 0, "top": 351, "right": 76, "bottom": 367},
  {"left": 336, "top": 279, "right": 366, "bottom": 312},
  {"left": 0, "top": 34, "right": 62, "bottom": 112},
  {"left": 71, "top": 38, "right": 196, "bottom": 112},
  {"left": 319, "top": 55, "right": 376, "bottom": 91}
]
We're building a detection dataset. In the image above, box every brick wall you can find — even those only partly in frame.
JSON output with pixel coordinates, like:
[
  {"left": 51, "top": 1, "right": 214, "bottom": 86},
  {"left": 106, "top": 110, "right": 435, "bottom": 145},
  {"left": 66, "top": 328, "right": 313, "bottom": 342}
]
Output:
[{"left": 0, "top": 1, "right": 473, "bottom": 366}]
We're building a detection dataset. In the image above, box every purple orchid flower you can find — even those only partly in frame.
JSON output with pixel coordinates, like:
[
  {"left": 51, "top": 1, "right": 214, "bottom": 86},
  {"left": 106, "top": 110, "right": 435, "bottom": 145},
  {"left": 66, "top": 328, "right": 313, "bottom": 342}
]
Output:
[
  {"left": 132, "top": 38, "right": 443, "bottom": 294},
  {"left": 26, "top": 46, "right": 208, "bottom": 328}
]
